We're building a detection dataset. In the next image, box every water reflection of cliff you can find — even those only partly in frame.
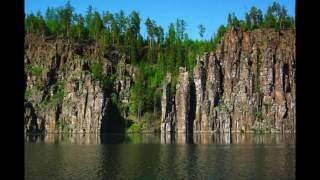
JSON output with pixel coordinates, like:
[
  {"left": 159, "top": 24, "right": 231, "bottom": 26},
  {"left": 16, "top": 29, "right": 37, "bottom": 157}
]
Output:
[
  {"left": 25, "top": 133, "right": 295, "bottom": 145},
  {"left": 25, "top": 134, "right": 101, "bottom": 144},
  {"left": 160, "top": 133, "right": 295, "bottom": 144},
  {"left": 158, "top": 133, "right": 295, "bottom": 179},
  {"left": 25, "top": 133, "right": 295, "bottom": 179}
]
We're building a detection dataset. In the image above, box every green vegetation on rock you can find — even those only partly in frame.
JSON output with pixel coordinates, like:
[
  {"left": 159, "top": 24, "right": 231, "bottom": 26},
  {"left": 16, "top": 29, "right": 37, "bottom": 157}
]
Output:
[
  {"left": 25, "top": 88, "right": 32, "bottom": 99},
  {"left": 255, "top": 111, "right": 264, "bottom": 120},
  {"left": 26, "top": 65, "right": 45, "bottom": 77}
]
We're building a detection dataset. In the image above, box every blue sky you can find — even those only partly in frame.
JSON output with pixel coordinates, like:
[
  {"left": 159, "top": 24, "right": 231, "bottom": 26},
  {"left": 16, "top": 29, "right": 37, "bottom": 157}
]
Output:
[{"left": 25, "top": 0, "right": 295, "bottom": 40}]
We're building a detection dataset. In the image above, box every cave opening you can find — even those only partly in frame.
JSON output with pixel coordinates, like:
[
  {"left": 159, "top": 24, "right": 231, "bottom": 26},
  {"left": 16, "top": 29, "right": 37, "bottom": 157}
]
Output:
[{"left": 100, "top": 95, "right": 126, "bottom": 134}]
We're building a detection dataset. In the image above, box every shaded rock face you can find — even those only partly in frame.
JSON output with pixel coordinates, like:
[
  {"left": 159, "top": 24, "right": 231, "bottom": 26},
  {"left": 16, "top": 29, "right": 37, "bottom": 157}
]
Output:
[
  {"left": 114, "top": 55, "right": 135, "bottom": 118},
  {"left": 161, "top": 29, "right": 295, "bottom": 133},
  {"left": 24, "top": 100, "right": 42, "bottom": 133},
  {"left": 24, "top": 34, "right": 133, "bottom": 133},
  {"left": 160, "top": 73, "right": 175, "bottom": 132}
]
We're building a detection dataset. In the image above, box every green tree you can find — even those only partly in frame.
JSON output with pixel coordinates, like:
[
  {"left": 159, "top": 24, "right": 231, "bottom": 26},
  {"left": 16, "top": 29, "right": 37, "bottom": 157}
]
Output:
[
  {"left": 279, "top": 5, "right": 288, "bottom": 29},
  {"left": 38, "top": 14, "right": 48, "bottom": 38},
  {"left": 25, "top": 13, "right": 35, "bottom": 33},
  {"left": 176, "top": 19, "right": 186, "bottom": 40},
  {"left": 103, "top": 11, "right": 113, "bottom": 29},
  {"left": 246, "top": 6, "right": 263, "bottom": 29},
  {"left": 92, "top": 11, "right": 104, "bottom": 40},
  {"left": 115, "top": 10, "right": 127, "bottom": 34},
  {"left": 73, "top": 14, "right": 86, "bottom": 39},
  {"left": 227, "top": 13, "right": 240, "bottom": 29},
  {"left": 263, "top": 5, "right": 277, "bottom": 28},
  {"left": 145, "top": 18, "right": 156, "bottom": 48},
  {"left": 126, "top": 11, "right": 141, "bottom": 63},
  {"left": 164, "top": 23, "right": 176, "bottom": 72},
  {"left": 129, "top": 11, "right": 141, "bottom": 39},
  {"left": 45, "top": 7, "right": 60, "bottom": 34},
  {"left": 198, "top": 24, "right": 205, "bottom": 38},
  {"left": 102, "top": 11, "right": 113, "bottom": 45},
  {"left": 25, "top": 11, "right": 48, "bottom": 37},
  {"left": 111, "top": 18, "right": 120, "bottom": 44},
  {"left": 155, "top": 26, "right": 164, "bottom": 45},
  {"left": 85, "top": 5, "right": 93, "bottom": 27},
  {"left": 58, "top": 1, "right": 74, "bottom": 38},
  {"left": 85, "top": 5, "right": 95, "bottom": 39},
  {"left": 287, "top": 16, "right": 295, "bottom": 29},
  {"left": 167, "top": 23, "right": 176, "bottom": 45}
]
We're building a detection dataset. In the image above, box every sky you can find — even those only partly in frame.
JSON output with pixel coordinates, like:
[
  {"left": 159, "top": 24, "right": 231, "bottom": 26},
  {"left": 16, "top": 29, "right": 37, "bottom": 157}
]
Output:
[{"left": 24, "top": 0, "right": 295, "bottom": 40}]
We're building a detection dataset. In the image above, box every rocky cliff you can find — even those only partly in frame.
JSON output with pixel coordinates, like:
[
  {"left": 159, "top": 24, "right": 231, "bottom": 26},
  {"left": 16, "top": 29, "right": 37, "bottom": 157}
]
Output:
[
  {"left": 24, "top": 34, "right": 134, "bottom": 134},
  {"left": 161, "top": 28, "right": 296, "bottom": 133},
  {"left": 25, "top": 28, "right": 295, "bottom": 134}
]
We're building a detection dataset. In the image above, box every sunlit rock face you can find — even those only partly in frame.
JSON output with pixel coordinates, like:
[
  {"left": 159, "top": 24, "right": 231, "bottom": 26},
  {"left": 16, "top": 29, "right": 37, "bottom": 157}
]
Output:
[
  {"left": 175, "top": 67, "right": 191, "bottom": 133},
  {"left": 24, "top": 34, "right": 134, "bottom": 134},
  {"left": 193, "top": 52, "right": 223, "bottom": 132},
  {"left": 161, "top": 28, "right": 295, "bottom": 133}
]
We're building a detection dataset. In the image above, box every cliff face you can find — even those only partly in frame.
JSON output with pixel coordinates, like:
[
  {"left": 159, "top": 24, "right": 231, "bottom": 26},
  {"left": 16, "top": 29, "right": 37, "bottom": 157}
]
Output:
[
  {"left": 24, "top": 34, "right": 133, "bottom": 133},
  {"left": 161, "top": 28, "right": 296, "bottom": 133},
  {"left": 24, "top": 28, "right": 295, "bottom": 134}
]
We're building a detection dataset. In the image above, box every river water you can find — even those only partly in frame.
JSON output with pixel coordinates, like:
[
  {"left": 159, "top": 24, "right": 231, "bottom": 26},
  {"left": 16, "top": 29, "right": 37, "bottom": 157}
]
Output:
[{"left": 25, "top": 133, "right": 295, "bottom": 179}]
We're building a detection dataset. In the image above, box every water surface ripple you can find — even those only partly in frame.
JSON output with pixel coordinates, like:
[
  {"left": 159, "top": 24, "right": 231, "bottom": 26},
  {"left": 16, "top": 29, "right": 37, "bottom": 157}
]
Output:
[{"left": 25, "top": 133, "right": 295, "bottom": 180}]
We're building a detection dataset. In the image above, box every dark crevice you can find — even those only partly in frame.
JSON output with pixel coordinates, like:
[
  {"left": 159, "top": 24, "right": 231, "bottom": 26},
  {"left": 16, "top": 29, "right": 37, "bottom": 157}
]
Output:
[
  {"left": 83, "top": 91, "right": 89, "bottom": 119},
  {"left": 271, "top": 60, "right": 276, "bottom": 94},
  {"left": 248, "top": 57, "right": 253, "bottom": 66},
  {"left": 217, "top": 57, "right": 224, "bottom": 106},
  {"left": 286, "top": 84, "right": 291, "bottom": 93},
  {"left": 74, "top": 42, "right": 84, "bottom": 56},
  {"left": 82, "top": 62, "right": 90, "bottom": 71},
  {"left": 229, "top": 116, "right": 233, "bottom": 132},
  {"left": 55, "top": 103, "right": 62, "bottom": 126},
  {"left": 213, "top": 91, "right": 219, "bottom": 107},
  {"left": 188, "top": 81, "right": 196, "bottom": 136},
  {"left": 74, "top": 81, "right": 80, "bottom": 92},
  {"left": 283, "top": 109, "right": 288, "bottom": 119},
  {"left": 201, "top": 62, "right": 207, "bottom": 99},
  {"left": 41, "top": 53, "right": 61, "bottom": 101}
]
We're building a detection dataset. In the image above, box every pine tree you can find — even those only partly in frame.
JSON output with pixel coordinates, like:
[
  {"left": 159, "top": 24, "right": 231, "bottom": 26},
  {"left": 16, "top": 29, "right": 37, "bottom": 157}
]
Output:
[
  {"left": 58, "top": 1, "right": 74, "bottom": 38},
  {"left": 176, "top": 19, "right": 186, "bottom": 40},
  {"left": 198, "top": 24, "right": 205, "bottom": 38}
]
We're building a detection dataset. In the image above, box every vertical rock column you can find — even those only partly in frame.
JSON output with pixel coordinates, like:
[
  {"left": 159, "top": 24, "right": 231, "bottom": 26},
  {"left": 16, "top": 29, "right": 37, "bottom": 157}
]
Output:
[
  {"left": 193, "top": 54, "right": 207, "bottom": 132},
  {"left": 175, "top": 67, "right": 190, "bottom": 133}
]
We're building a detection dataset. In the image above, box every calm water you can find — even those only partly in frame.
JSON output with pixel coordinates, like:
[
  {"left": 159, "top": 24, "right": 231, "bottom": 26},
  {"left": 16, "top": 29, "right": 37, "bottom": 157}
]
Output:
[{"left": 25, "top": 133, "right": 295, "bottom": 180}]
